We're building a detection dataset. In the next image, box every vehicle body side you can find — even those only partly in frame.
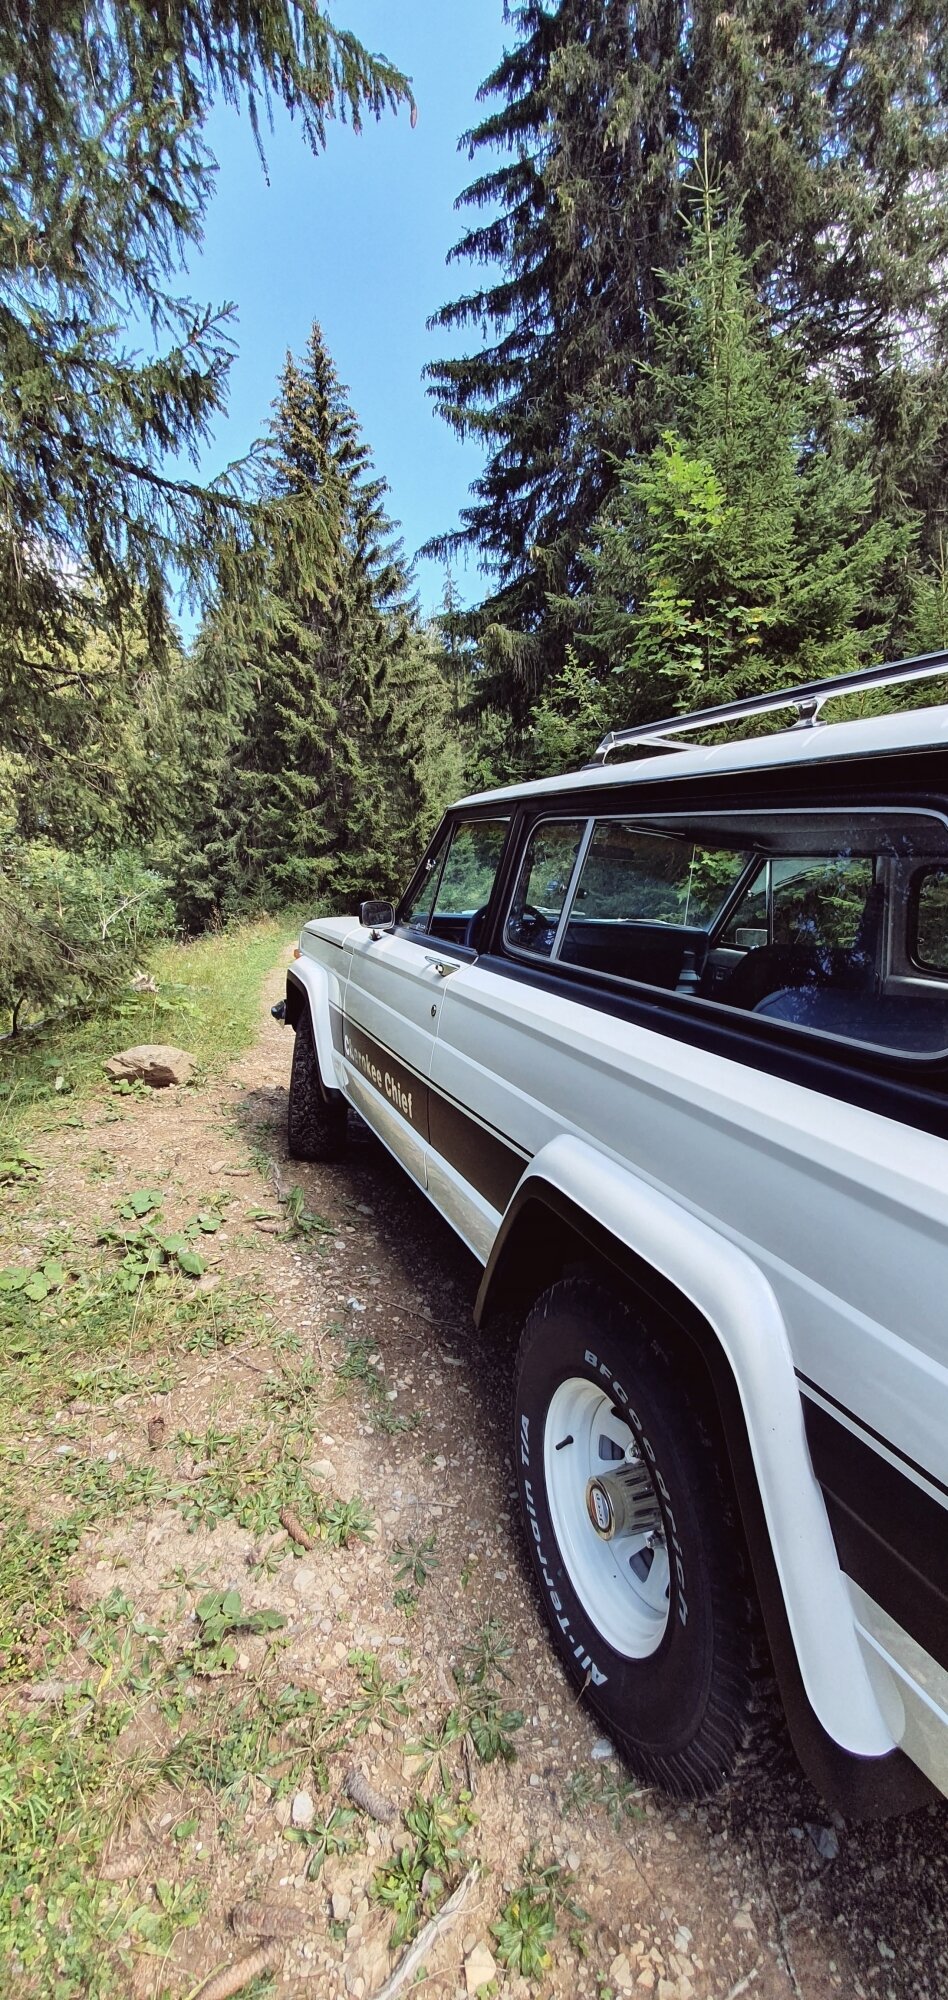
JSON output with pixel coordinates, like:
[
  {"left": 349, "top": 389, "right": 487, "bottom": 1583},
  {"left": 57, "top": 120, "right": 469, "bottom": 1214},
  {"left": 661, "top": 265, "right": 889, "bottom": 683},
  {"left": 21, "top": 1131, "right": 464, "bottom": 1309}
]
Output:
[{"left": 286, "top": 728, "right": 948, "bottom": 1812}]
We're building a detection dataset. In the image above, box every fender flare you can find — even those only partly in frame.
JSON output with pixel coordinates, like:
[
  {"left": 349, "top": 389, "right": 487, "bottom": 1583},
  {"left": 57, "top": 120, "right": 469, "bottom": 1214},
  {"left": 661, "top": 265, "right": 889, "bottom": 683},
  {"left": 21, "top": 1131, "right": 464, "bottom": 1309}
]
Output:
[
  {"left": 477, "top": 1135, "right": 932, "bottom": 1812},
  {"left": 285, "top": 961, "right": 340, "bottom": 1096}
]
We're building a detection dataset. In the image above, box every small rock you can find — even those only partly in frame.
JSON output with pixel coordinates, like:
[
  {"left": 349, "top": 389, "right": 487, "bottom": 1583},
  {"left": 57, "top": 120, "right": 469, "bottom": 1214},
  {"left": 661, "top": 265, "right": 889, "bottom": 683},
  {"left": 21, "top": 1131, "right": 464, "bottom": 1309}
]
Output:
[
  {"left": 103, "top": 1044, "right": 194, "bottom": 1088},
  {"left": 590, "top": 1736, "right": 615, "bottom": 1761},
  {"left": 236, "top": 1652, "right": 251, "bottom": 1672},
  {"left": 609, "top": 1953, "right": 634, "bottom": 1992},
  {"left": 806, "top": 1822, "right": 840, "bottom": 1860},
  {"left": 311, "top": 1458, "right": 335, "bottom": 1479},
  {"left": 465, "top": 1942, "right": 497, "bottom": 1994},
  {"left": 291, "top": 1790, "right": 315, "bottom": 1829},
  {"left": 636, "top": 1970, "right": 654, "bottom": 1993},
  {"left": 292, "top": 1568, "right": 317, "bottom": 1597},
  {"left": 331, "top": 1890, "right": 351, "bottom": 1923},
  {"left": 274, "top": 1797, "right": 293, "bottom": 1827},
  {"left": 657, "top": 1982, "right": 679, "bottom": 2000}
]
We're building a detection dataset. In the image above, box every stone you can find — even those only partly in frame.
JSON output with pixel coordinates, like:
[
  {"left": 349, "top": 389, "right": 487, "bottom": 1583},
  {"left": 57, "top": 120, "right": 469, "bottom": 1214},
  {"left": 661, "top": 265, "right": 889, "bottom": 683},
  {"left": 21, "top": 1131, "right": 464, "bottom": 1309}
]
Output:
[
  {"left": 635, "top": 1970, "right": 654, "bottom": 1992},
  {"left": 104, "top": 1044, "right": 195, "bottom": 1088},
  {"left": 609, "top": 1953, "right": 634, "bottom": 1991},
  {"left": 291, "top": 1790, "right": 315, "bottom": 1829},
  {"left": 465, "top": 1942, "right": 498, "bottom": 1994},
  {"left": 590, "top": 1736, "right": 615, "bottom": 1761},
  {"left": 331, "top": 1890, "right": 351, "bottom": 1923}
]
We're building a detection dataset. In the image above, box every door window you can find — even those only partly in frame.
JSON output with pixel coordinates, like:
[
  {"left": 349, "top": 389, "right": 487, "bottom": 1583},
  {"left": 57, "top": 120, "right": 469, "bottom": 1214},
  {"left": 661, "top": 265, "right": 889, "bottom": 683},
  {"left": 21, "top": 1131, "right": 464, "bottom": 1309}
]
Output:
[{"left": 504, "top": 821, "right": 587, "bottom": 957}]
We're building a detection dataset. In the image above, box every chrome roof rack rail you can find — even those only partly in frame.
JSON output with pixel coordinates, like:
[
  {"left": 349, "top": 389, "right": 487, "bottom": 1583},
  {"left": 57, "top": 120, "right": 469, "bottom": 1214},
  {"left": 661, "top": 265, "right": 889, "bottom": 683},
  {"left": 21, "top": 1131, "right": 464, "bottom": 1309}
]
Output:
[{"left": 586, "top": 649, "right": 948, "bottom": 768}]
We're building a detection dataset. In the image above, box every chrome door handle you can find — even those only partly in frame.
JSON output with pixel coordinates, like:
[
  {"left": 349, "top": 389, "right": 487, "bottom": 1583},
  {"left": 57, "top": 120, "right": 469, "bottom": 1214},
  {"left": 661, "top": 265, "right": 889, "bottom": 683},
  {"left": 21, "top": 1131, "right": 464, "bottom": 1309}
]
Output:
[{"left": 425, "top": 956, "right": 461, "bottom": 977}]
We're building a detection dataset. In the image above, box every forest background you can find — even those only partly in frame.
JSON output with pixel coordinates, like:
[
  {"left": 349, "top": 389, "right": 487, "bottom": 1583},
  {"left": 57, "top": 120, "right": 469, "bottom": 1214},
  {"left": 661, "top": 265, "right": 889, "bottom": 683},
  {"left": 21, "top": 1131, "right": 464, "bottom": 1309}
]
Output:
[{"left": 4, "top": 0, "right": 948, "bottom": 1027}]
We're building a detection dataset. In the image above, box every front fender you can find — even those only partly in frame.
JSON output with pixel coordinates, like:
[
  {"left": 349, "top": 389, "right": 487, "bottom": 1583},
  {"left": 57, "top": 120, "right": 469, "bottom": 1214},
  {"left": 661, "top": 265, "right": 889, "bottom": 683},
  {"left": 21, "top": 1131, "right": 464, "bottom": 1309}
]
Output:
[
  {"left": 481, "top": 1133, "right": 893, "bottom": 1767},
  {"left": 286, "top": 960, "right": 339, "bottom": 1095}
]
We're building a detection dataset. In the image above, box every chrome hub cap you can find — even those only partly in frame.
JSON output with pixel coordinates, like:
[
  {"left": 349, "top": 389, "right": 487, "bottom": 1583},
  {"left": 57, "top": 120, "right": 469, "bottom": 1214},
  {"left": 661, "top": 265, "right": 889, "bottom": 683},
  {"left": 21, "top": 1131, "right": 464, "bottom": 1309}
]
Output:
[{"left": 545, "top": 1376, "right": 670, "bottom": 1659}]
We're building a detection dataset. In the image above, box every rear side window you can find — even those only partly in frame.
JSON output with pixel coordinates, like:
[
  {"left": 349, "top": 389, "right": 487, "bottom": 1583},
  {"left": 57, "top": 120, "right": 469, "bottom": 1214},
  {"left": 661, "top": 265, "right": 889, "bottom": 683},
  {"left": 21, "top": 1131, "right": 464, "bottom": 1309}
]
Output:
[{"left": 502, "top": 805, "right": 948, "bottom": 1060}]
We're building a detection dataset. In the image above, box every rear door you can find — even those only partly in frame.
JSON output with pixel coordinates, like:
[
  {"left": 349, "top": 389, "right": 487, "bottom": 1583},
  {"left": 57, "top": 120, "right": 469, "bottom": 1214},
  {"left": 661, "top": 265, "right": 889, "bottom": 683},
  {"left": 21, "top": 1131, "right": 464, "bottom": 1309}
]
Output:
[{"left": 341, "top": 814, "right": 510, "bottom": 1188}]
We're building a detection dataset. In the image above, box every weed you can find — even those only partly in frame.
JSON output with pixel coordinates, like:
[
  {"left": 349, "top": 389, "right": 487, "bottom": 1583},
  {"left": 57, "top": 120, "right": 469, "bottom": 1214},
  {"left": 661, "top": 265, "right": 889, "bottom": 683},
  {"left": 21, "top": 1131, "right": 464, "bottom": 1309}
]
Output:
[
  {"left": 288, "top": 1805, "right": 361, "bottom": 1879},
  {"left": 562, "top": 1767, "right": 646, "bottom": 1827},
  {"left": 98, "top": 1189, "right": 214, "bottom": 1286},
  {"left": 492, "top": 1858, "right": 584, "bottom": 1981},
  {"left": 442, "top": 1620, "right": 524, "bottom": 1765},
  {"left": 128, "top": 1876, "right": 205, "bottom": 1951},
  {"left": 391, "top": 1533, "right": 439, "bottom": 1590},
  {"left": 372, "top": 1792, "right": 476, "bottom": 1946},
  {"left": 0, "top": 1143, "right": 40, "bottom": 1185},
  {"left": 336, "top": 1333, "right": 417, "bottom": 1435},
  {"left": 190, "top": 1589, "right": 286, "bottom": 1672},
  {"left": 282, "top": 1183, "right": 335, "bottom": 1241},
  {"left": 262, "top": 1357, "right": 323, "bottom": 1420}
]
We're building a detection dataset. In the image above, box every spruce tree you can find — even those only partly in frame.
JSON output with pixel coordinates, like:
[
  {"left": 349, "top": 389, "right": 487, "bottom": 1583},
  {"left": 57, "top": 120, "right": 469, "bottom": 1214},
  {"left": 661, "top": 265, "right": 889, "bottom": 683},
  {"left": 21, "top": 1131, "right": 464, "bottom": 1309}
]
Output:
[
  {"left": 427, "top": 0, "right": 948, "bottom": 706},
  {"left": 538, "top": 207, "right": 896, "bottom": 765},
  {"left": 193, "top": 326, "right": 455, "bottom": 918},
  {"left": 0, "top": 0, "right": 411, "bottom": 679}
]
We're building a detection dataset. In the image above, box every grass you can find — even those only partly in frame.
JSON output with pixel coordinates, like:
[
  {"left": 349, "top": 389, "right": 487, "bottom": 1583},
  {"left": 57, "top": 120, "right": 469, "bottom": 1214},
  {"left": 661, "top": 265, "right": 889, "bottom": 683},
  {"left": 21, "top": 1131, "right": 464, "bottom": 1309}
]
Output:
[{"left": 0, "top": 913, "right": 293, "bottom": 1145}]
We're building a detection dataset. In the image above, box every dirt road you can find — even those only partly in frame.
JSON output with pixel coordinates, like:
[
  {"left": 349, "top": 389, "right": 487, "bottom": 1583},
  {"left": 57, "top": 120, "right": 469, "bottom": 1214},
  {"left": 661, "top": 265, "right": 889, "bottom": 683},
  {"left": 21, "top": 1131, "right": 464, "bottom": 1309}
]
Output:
[{"left": 14, "top": 956, "right": 948, "bottom": 1998}]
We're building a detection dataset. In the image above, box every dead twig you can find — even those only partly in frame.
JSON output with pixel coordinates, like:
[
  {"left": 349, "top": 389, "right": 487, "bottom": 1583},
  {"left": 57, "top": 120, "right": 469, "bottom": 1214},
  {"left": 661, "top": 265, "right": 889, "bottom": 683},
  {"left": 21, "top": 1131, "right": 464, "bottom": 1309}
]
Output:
[
  {"left": 367, "top": 1864, "right": 479, "bottom": 2000},
  {"left": 724, "top": 1967, "right": 762, "bottom": 2000}
]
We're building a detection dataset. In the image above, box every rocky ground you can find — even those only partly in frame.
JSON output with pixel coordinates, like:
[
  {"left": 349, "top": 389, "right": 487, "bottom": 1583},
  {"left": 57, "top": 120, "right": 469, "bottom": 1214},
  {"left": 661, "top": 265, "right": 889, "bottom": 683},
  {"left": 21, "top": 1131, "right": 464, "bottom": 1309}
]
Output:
[{"left": 2, "top": 951, "right": 946, "bottom": 2000}]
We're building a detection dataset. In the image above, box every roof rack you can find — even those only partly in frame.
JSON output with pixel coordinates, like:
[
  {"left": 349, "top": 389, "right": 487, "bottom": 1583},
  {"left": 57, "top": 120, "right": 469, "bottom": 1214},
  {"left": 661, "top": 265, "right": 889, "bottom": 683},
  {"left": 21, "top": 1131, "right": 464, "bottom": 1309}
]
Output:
[{"left": 586, "top": 648, "right": 948, "bottom": 767}]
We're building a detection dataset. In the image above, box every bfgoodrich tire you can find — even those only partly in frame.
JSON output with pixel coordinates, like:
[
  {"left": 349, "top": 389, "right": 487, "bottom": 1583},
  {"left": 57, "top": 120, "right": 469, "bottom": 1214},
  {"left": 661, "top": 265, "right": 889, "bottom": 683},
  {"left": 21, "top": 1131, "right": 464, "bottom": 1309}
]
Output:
[
  {"left": 287, "top": 1009, "right": 348, "bottom": 1162},
  {"left": 513, "top": 1277, "right": 761, "bottom": 1797}
]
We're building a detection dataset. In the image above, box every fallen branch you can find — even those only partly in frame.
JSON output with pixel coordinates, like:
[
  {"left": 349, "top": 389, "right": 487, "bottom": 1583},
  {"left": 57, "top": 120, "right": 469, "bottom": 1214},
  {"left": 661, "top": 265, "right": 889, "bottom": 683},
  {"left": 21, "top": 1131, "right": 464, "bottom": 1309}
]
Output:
[{"left": 367, "top": 1864, "right": 479, "bottom": 2000}]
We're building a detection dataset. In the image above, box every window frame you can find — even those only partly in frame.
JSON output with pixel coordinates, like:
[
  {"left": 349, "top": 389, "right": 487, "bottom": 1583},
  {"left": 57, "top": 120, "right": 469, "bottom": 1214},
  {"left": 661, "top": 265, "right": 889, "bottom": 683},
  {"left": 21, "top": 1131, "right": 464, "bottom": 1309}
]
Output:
[
  {"left": 497, "top": 800, "right": 948, "bottom": 1067},
  {"left": 395, "top": 810, "right": 513, "bottom": 947}
]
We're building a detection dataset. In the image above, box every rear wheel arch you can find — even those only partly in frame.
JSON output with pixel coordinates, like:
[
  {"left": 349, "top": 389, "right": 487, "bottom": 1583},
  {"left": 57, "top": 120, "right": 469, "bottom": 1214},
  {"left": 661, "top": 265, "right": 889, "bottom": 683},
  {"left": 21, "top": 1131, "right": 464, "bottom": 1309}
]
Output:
[{"left": 483, "top": 1181, "right": 932, "bottom": 1816}]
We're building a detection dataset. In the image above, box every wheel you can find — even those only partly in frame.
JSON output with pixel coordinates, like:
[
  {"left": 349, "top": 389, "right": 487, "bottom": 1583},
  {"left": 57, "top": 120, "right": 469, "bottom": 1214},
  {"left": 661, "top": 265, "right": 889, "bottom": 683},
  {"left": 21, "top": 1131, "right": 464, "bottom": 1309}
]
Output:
[
  {"left": 513, "top": 1276, "right": 761, "bottom": 1797},
  {"left": 287, "top": 1008, "right": 348, "bottom": 1162}
]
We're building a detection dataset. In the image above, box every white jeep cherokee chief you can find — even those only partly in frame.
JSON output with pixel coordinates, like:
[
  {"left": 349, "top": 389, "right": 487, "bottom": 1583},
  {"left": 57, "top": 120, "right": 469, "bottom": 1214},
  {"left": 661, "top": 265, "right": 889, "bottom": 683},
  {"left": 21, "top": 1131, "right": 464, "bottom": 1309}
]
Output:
[{"left": 283, "top": 656, "right": 948, "bottom": 1815}]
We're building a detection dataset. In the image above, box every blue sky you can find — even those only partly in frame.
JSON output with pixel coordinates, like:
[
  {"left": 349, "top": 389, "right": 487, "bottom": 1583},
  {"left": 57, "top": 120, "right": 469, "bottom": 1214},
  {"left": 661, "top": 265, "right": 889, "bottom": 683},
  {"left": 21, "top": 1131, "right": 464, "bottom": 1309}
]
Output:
[{"left": 184, "top": 0, "right": 507, "bottom": 622}]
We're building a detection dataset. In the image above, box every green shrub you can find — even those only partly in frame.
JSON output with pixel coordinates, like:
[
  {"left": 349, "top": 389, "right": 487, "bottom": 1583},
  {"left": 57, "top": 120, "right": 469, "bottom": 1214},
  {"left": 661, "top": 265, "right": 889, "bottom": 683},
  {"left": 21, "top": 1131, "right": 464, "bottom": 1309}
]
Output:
[{"left": 0, "top": 836, "right": 174, "bottom": 1031}]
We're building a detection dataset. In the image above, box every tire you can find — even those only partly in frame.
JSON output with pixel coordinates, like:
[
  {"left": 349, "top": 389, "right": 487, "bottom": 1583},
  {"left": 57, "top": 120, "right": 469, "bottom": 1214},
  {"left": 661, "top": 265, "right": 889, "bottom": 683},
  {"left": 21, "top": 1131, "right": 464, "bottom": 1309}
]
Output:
[
  {"left": 287, "top": 1008, "right": 348, "bottom": 1162},
  {"left": 513, "top": 1276, "right": 762, "bottom": 1797}
]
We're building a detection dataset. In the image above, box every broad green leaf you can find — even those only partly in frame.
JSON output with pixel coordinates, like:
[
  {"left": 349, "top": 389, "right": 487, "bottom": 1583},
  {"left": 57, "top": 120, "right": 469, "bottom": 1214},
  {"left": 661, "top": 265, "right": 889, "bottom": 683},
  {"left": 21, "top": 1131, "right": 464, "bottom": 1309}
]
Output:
[
  {"left": 176, "top": 1248, "right": 205, "bottom": 1277},
  {"left": 24, "top": 1276, "right": 49, "bottom": 1302}
]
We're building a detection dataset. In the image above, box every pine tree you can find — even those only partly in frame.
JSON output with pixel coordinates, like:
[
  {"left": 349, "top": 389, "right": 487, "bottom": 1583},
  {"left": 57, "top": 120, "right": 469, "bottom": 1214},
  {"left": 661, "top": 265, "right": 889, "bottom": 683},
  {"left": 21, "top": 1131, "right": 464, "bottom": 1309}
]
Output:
[
  {"left": 427, "top": 0, "right": 948, "bottom": 707},
  {"left": 190, "top": 326, "right": 456, "bottom": 919}
]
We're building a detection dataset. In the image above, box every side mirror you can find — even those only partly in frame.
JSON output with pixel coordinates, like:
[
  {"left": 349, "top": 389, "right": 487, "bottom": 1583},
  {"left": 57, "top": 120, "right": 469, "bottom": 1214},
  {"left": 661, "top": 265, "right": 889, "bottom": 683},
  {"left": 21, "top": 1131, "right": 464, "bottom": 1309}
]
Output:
[{"left": 360, "top": 899, "right": 395, "bottom": 939}]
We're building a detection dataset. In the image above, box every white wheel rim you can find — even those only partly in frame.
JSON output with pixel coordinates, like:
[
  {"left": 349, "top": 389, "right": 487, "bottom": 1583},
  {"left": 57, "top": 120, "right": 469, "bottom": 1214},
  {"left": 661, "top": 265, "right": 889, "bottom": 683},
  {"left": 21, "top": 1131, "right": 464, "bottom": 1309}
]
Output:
[{"left": 544, "top": 1376, "right": 671, "bottom": 1660}]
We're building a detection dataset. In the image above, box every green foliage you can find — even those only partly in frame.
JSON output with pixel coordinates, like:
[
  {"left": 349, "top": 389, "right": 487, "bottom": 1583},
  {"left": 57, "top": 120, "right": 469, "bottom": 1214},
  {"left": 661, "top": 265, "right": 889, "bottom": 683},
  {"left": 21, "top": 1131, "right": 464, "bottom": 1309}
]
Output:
[
  {"left": 0, "top": 0, "right": 411, "bottom": 683},
  {"left": 427, "top": 0, "right": 948, "bottom": 713},
  {"left": 574, "top": 205, "right": 895, "bottom": 730},
  {"left": 492, "top": 1861, "right": 571, "bottom": 1980},
  {"left": 178, "top": 324, "right": 460, "bottom": 924},
  {"left": 98, "top": 1192, "right": 213, "bottom": 1289},
  {"left": 0, "top": 835, "right": 174, "bottom": 1032},
  {"left": 372, "top": 1792, "right": 476, "bottom": 1947},
  {"left": 190, "top": 1589, "right": 286, "bottom": 1671}
]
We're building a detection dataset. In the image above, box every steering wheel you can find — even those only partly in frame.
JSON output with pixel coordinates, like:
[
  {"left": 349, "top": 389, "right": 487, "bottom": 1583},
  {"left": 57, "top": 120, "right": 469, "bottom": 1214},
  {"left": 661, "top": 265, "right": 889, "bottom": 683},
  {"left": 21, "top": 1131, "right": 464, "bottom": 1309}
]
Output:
[{"left": 510, "top": 902, "right": 555, "bottom": 951}]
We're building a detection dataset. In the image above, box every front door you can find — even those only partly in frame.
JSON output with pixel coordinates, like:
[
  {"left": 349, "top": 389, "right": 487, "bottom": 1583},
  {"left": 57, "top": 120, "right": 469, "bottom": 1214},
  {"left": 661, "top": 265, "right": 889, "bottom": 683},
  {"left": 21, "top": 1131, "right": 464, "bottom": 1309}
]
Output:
[{"left": 341, "top": 814, "right": 510, "bottom": 1188}]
